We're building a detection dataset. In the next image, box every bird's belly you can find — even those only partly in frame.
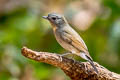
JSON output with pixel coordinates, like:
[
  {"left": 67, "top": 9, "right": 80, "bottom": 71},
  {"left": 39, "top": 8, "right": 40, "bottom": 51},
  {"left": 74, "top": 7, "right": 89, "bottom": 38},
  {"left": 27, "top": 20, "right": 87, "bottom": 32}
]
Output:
[{"left": 55, "top": 34, "right": 76, "bottom": 52}]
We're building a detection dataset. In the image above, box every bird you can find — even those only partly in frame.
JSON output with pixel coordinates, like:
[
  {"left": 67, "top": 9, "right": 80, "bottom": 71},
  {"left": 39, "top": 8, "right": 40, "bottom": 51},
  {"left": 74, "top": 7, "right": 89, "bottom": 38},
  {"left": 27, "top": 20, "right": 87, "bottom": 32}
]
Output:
[{"left": 42, "top": 13, "right": 98, "bottom": 73}]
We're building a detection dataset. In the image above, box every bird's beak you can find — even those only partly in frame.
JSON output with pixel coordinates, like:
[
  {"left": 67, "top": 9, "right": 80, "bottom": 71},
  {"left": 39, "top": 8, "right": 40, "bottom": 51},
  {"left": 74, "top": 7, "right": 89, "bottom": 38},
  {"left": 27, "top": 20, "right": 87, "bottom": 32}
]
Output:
[{"left": 42, "top": 16, "right": 48, "bottom": 20}]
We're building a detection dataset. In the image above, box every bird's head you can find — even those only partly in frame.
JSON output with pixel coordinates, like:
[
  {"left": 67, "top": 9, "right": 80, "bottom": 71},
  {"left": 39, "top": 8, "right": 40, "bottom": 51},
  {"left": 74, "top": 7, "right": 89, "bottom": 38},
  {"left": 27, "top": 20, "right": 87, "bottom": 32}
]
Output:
[{"left": 43, "top": 13, "right": 67, "bottom": 28}]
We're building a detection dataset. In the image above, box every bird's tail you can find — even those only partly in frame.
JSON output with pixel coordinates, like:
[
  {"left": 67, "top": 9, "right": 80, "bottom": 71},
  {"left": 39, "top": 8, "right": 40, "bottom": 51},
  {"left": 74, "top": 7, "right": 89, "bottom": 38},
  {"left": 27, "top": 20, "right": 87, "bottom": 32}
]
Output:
[
  {"left": 86, "top": 55, "right": 98, "bottom": 74},
  {"left": 79, "top": 52, "right": 98, "bottom": 73}
]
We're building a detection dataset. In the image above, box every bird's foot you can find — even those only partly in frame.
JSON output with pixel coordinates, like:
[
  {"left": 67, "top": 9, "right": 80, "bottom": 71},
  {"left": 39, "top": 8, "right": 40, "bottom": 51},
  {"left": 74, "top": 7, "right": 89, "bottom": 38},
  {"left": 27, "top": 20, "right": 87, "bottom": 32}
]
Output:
[
  {"left": 60, "top": 53, "right": 76, "bottom": 62},
  {"left": 84, "top": 63, "right": 89, "bottom": 74}
]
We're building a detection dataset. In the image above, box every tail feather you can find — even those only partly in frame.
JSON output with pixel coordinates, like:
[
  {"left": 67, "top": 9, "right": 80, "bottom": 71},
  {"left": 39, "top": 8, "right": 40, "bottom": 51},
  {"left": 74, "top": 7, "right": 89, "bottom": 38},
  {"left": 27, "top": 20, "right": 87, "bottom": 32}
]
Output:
[
  {"left": 88, "top": 60, "right": 98, "bottom": 73},
  {"left": 86, "top": 55, "right": 98, "bottom": 74},
  {"left": 79, "top": 52, "right": 98, "bottom": 73}
]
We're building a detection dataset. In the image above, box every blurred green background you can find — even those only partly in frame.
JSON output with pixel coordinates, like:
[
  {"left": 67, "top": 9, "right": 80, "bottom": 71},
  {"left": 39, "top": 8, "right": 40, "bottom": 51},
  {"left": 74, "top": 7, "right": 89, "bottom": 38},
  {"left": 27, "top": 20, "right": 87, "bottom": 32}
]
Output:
[{"left": 0, "top": 0, "right": 120, "bottom": 80}]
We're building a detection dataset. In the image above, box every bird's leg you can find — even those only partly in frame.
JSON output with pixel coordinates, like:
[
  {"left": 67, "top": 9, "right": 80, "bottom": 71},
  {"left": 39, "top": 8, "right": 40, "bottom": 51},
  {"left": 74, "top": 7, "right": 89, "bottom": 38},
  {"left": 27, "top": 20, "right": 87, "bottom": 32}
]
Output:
[
  {"left": 60, "top": 52, "right": 76, "bottom": 62},
  {"left": 61, "top": 52, "right": 72, "bottom": 57},
  {"left": 59, "top": 53, "right": 72, "bottom": 62}
]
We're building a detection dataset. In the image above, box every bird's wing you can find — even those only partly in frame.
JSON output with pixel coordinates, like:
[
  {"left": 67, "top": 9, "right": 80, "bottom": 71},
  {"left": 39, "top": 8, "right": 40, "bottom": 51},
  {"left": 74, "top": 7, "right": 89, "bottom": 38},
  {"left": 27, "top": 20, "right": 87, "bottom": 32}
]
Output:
[{"left": 61, "top": 30, "right": 92, "bottom": 60}]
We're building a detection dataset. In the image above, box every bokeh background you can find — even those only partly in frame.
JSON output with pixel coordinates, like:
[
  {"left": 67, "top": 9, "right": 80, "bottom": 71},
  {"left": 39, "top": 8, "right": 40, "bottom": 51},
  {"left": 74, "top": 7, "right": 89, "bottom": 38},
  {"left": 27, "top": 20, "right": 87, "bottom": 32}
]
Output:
[{"left": 0, "top": 0, "right": 120, "bottom": 80}]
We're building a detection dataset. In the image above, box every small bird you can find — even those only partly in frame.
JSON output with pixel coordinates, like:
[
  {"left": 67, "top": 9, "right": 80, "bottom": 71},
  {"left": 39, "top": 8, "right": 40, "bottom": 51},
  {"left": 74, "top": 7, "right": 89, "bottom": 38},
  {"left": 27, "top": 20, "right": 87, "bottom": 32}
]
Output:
[{"left": 42, "top": 13, "right": 98, "bottom": 73}]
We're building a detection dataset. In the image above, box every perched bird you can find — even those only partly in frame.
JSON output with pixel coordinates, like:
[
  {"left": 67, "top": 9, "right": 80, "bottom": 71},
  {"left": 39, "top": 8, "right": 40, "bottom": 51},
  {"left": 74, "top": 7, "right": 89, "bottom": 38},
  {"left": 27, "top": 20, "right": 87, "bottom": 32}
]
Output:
[{"left": 42, "top": 13, "right": 98, "bottom": 73}]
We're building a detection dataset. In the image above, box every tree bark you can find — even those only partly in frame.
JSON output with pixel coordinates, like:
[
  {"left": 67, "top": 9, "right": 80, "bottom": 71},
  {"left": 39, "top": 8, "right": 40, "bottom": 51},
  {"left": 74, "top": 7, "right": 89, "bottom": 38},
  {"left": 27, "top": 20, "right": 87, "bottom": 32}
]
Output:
[{"left": 21, "top": 47, "right": 120, "bottom": 80}]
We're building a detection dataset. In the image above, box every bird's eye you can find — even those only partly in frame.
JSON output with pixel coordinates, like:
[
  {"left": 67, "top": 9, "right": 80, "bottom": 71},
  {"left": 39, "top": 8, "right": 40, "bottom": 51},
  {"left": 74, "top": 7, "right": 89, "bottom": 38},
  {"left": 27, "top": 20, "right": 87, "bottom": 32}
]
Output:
[{"left": 52, "top": 17, "right": 56, "bottom": 20}]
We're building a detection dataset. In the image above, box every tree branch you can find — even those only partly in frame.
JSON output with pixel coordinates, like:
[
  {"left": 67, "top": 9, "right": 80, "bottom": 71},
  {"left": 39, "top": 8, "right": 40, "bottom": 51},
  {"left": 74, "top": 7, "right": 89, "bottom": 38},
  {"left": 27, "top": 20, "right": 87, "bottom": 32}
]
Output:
[{"left": 21, "top": 47, "right": 120, "bottom": 80}]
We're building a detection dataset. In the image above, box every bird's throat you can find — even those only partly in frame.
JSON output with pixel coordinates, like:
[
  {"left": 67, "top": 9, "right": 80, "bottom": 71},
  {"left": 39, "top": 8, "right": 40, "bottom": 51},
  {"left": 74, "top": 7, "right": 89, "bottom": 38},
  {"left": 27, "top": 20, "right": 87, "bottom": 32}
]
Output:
[{"left": 50, "top": 22, "right": 57, "bottom": 31}]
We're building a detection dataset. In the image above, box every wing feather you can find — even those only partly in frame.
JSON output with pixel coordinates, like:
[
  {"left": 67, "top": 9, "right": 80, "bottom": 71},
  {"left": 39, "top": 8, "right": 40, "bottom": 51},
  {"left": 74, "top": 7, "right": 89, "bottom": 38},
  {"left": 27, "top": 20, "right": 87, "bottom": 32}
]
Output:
[{"left": 60, "top": 30, "right": 92, "bottom": 59}]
